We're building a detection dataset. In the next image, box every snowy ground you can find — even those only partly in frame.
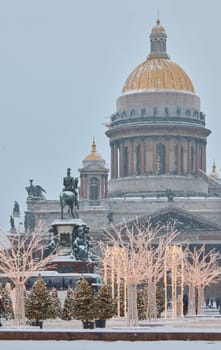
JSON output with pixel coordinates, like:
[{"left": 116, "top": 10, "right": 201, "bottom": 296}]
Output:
[
  {"left": 1, "top": 309, "right": 221, "bottom": 348},
  {"left": 0, "top": 340, "right": 220, "bottom": 350},
  {"left": 2, "top": 306, "right": 221, "bottom": 332}
]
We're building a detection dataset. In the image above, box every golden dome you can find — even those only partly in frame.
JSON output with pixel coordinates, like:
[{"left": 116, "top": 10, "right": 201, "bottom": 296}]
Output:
[
  {"left": 84, "top": 140, "right": 102, "bottom": 161},
  {"left": 122, "top": 58, "right": 195, "bottom": 93},
  {"left": 122, "top": 19, "right": 195, "bottom": 93}
]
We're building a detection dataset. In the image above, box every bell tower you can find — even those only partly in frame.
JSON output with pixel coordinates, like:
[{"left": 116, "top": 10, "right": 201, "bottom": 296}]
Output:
[{"left": 79, "top": 139, "right": 109, "bottom": 207}]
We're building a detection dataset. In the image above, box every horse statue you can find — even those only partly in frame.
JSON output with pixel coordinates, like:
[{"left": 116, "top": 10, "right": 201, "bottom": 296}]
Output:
[{"left": 59, "top": 190, "right": 79, "bottom": 219}]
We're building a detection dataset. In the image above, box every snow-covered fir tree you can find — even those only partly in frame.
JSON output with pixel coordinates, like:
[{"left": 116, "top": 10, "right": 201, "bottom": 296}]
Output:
[
  {"left": 48, "top": 287, "right": 62, "bottom": 319},
  {"left": 25, "top": 275, "right": 52, "bottom": 323},
  {"left": 137, "top": 288, "right": 146, "bottom": 320},
  {"left": 62, "top": 288, "right": 74, "bottom": 320},
  {"left": 72, "top": 278, "right": 95, "bottom": 322},
  {"left": 156, "top": 287, "right": 165, "bottom": 317},
  {"left": 0, "top": 287, "right": 14, "bottom": 320},
  {"left": 137, "top": 285, "right": 165, "bottom": 319},
  {"left": 94, "top": 284, "right": 115, "bottom": 321}
]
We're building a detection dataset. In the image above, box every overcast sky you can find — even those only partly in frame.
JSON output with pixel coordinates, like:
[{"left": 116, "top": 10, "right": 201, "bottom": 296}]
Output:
[{"left": 0, "top": 0, "right": 220, "bottom": 231}]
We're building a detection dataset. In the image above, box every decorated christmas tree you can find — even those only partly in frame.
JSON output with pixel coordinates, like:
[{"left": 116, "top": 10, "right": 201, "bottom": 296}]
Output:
[
  {"left": 156, "top": 286, "right": 165, "bottom": 317},
  {"left": 72, "top": 278, "right": 95, "bottom": 324},
  {"left": 48, "top": 287, "right": 62, "bottom": 319},
  {"left": 1, "top": 287, "right": 14, "bottom": 320},
  {"left": 137, "top": 288, "right": 146, "bottom": 320},
  {"left": 25, "top": 275, "right": 52, "bottom": 325},
  {"left": 61, "top": 288, "right": 74, "bottom": 320},
  {"left": 94, "top": 284, "right": 115, "bottom": 321},
  {"left": 137, "top": 285, "right": 165, "bottom": 319}
]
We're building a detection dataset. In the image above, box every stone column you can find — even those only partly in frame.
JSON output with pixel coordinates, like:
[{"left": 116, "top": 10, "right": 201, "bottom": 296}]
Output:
[
  {"left": 129, "top": 139, "right": 134, "bottom": 176},
  {"left": 111, "top": 143, "right": 114, "bottom": 178},
  {"left": 187, "top": 138, "right": 190, "bottom": 174},
  {"left": 113, "top": 143, "right": 118, "bottom": 178},
  {"left": 183, "top": 139, "right": 188, "bottom": 174},
  {"left": 177, "top": 140, "right": 181, "bottom": 174},
  {"left": 152, "top": 138, "right": 157, "bottom": 174},
  {"left": 165, "top": 138, "right": 169, "bottom": 174},
  {"left": 141, "top": 138, "right": 145, "bottom": 174},
  {"left": 202, "top": 142, "right": 206, "bottom": 172},
  {"left": 119, "top": 140, "right": 124, "bottom": 177},
  {"left": 195, "top": 140, "right": 199, "bottom": 175}
]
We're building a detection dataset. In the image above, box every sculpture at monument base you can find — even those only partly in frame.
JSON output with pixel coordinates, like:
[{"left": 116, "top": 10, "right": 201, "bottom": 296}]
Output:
[{"left": 44, "top": 219, "right": 95, "bottom": 273}]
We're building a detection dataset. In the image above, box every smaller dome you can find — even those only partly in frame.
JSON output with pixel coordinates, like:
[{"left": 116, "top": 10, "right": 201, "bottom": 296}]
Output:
[
  {"left": 151, "top": 19, "right": 166, "bottom": 34},
  {"left": 84, "top": 140, "right": 102, "bottom": 161},
  {"left": 209, "top": 161, "right": 220, "bottom": 179}
]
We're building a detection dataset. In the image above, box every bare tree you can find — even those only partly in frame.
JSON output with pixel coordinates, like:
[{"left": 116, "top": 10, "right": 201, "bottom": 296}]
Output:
[
  {"left": 0, "top": 227, "right": 59, "bottom": 327},
  {"left": 100, "top": 224, "right": 144, "bottom": 326},
  {"left": 184, "top": 245, "right": 221, "bottom": 315},
  {"left": 140, "top": 222, "right": 179, "bottom": 320},
  {"left": 99, "top": 220, "right": 179, "bottom": 325}
]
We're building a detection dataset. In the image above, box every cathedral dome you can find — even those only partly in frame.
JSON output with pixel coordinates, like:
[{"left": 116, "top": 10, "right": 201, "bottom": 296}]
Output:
[
  {"left": 122, "top": 19, "right": 195, "bottom": 94},
  {"left": 122, "top": 58, "right": 195, "bottom": 93}
]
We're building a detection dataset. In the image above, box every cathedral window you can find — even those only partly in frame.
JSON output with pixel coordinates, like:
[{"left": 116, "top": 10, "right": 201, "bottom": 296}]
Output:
[
  {"left": 123, "top": 146, "right": 129, "bottom": 176},
  {"left": 180, "top": 146, "right": 184, "bottom": 174},
  {"left": 199, "top": 144, "right": 203, "bottom": 170},
  {"left": 191, "top": 146, "right": 195, "bottom": 173},
  {"left": 89, "top": 177, "right": 99, "bottom": 200},
  {"left": 174, "top": 144, "right": 178, "bottom": 174},
  {"left": 156, "top": 143, "right": 166, "bottom": 174},
  {"left": 136, "top": 145, "right": 141, "bottom": 175}
]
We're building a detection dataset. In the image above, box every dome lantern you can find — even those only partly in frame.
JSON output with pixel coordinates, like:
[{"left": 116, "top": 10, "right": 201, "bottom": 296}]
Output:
[
  {"left": 84, "top": 138, "right": 102, "bottom": 161},
  {"left": 149, "top": 18, "right": 169, "bottom": 59}
]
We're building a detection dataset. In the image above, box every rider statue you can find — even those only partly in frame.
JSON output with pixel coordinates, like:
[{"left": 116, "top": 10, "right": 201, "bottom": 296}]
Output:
[
  {"left": 63, "top": 168, "right": 75, "bottom": 192},
  {"left": 63, "top": 168, "right": 79, "bottom": 207}
]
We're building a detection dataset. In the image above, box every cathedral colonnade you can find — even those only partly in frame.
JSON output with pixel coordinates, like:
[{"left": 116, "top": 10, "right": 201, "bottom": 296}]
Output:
[{"left": 110, "top": 135, "right": 207, "bottom": 178}]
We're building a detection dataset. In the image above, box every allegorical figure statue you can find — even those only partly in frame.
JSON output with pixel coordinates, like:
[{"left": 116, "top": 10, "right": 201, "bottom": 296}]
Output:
[
  {"left": 72, "top": 226, "right": 90, "bottom": 261},
  {"left": 26, "top": 179, "right": 46, "bottom": 199},
  {"left": 43, "top": 233, "right": 59, "bottom": 258}
]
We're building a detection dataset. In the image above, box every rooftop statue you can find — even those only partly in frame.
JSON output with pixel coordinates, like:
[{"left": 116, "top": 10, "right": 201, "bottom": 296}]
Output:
[
  {"left": 26, "top": 179, "right": 46, "bottom": 199},
  {"left": 166, "top": 188, "right": 174, "bottom": 202},
  {"left": 107, "top": 209, "right": 113, "bottom": 223},
  {"left": 10, "top": 215, "right": 15, "bottom": 230},
  {"left": 13, "top": 201, "right": 20, "bottom": 217}
]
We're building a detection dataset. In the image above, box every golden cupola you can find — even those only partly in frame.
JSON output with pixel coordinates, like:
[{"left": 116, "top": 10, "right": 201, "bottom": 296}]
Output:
[
  {"left": 84, "top": 139, "right": 102, "bottom": 161},
  {"left": 122, "top": 19, "right": 195, "bottom": 93},
  {"left": 209, "top": 161, "right": 220, "bottom": 179}
]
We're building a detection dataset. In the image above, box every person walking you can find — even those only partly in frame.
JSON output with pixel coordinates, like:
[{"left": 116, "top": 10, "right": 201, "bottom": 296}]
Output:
[{"left": 0, "top": 297, "right": 5, "bottom": 326}]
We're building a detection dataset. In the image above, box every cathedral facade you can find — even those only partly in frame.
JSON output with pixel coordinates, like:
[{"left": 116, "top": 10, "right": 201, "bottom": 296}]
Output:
[{"left": 24, "top": 20, "right": 221, "bottom": 254}]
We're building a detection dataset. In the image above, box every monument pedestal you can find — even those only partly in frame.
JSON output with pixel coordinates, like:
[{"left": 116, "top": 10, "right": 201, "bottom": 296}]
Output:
[{"left": 46, "top": 218, "right": 96, "bottom": 273}]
